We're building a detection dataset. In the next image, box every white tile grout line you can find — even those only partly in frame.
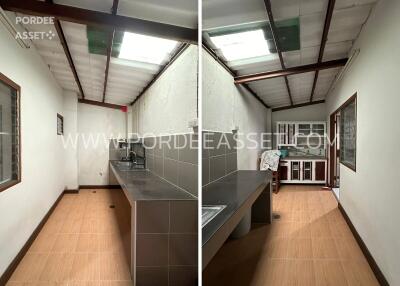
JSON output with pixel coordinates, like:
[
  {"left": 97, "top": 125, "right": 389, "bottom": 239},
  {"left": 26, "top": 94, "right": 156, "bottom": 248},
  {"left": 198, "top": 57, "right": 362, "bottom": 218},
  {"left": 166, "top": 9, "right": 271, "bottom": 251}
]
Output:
[{"left": 202, "top": 169, "right": 238, "bottom": 188}]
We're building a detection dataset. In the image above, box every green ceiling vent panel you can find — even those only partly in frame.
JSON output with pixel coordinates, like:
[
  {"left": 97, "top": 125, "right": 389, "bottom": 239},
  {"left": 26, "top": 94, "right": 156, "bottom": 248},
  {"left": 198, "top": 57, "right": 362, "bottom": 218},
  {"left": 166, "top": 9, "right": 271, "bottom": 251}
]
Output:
[
  {"left": 266, "top": 18, "right": 300, "bottom": 53},
  {"left": 87, "top": 26, "right": 124, "bottom": 57},
  {"left": 207, "top": 17, "right": 300, "bottom": 54}
]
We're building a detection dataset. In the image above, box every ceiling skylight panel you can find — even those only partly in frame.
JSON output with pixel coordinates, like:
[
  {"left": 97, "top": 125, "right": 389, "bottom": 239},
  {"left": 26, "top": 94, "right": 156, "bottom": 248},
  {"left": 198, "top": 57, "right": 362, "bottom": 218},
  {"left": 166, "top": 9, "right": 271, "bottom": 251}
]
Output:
[
  {"left": 119, "top": 32, "right": 178, "bottom": 64},
  {"left": 210, "top": 29, "right": 270, "bottom": 61}
]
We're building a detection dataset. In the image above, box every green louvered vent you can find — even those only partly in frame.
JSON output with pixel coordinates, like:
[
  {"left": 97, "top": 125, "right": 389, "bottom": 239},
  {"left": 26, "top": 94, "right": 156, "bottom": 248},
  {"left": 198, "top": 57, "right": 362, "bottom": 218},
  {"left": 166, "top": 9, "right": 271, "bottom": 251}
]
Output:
[
  {"left": 266, "top": 18, "right": 300, "bottom": 53},
  {"left": 87, "top": 26, "right": 124, "bottom": 57}
]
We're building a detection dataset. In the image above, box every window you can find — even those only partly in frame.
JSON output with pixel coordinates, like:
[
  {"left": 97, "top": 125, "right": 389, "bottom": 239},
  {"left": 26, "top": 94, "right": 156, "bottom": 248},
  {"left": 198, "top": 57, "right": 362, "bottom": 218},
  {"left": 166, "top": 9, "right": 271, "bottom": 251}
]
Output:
[
  {"left": 57, "top": 114, "right": 63, "bottom": 135},
  {"left": 0, "top": 73, "right": 21, "bottom": 192},
  {"left": 340, "top": 94, "right": 357, "bottom": 171}
]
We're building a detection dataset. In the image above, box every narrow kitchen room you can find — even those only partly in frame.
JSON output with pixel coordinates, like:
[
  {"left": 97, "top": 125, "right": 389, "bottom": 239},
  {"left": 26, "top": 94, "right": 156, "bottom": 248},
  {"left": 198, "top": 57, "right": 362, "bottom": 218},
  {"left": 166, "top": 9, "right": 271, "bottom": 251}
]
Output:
[
  {"left": 0, "top": 0, "right": 198, "bottom": 285},
  {"left": 202, "top": 0, "right": 399, "bottom": 285}
]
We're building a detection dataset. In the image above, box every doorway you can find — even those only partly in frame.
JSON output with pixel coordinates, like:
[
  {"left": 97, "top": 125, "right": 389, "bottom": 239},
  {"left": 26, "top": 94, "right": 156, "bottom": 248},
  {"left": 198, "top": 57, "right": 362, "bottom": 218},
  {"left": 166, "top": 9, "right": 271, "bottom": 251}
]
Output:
[{"left": 330, "top": 111, "right": 340, "bottom": 199}]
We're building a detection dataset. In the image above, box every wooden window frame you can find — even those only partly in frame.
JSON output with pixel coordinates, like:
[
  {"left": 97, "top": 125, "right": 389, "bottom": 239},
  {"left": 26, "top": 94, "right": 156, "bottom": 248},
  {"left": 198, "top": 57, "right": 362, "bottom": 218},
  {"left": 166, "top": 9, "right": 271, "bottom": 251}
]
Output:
[
  {"left": 57, "top": 113, "right": 64, "bottom": 135},
  {"left": 337, "top": 93, "right": 357, "bottom": 172},
  {"left": 0, "top": 73, "right": 21, "bottom": 193}
]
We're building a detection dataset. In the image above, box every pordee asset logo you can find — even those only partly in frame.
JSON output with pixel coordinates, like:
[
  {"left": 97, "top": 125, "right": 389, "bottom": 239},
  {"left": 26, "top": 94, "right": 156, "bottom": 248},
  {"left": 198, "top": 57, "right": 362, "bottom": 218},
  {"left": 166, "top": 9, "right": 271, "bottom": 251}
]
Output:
[
  {"left": 14, "top": 16, "right": 56, "bottom": 40},
  {"left": 16, "top": 31, "right": 56, "bottom": 40}
]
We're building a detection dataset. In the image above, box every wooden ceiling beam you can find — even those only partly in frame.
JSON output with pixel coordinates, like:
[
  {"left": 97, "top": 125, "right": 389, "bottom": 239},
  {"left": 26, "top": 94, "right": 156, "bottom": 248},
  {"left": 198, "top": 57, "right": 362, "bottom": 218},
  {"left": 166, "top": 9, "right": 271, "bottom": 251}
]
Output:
[
  {"left": 202, "top": 43, "right": 270, "bottom": 109},
  {"left": 234, "top": 58, "right": 348, "bottom": 84},
  {"left": 79, "top": 99, "right": 125, "bottom": 110},
  {"left": 45, "top": 0, "right": 85, "bottom": 98},
  {"left": 130, "top": 43, "right": 190, "bottom": 106},
  {"left": 310, "top": 0, "right": 336, "bottom": 102},
  {"left": 0, "top": 0, "right": 197, "bottom": 43},
  {"left": 272, "top": 100, "right": 325, "bottom": 112},
  {"left": 102, "top": 0, "right": 119, "bottom": 103},
  {"left": 263, "top": 0, "right": 293, "bottom": 105}
]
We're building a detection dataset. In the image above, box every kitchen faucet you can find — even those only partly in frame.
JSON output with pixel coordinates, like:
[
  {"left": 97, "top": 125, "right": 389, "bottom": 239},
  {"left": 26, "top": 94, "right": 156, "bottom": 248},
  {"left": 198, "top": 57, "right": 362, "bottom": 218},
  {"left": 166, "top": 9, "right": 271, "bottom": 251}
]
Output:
[{"left": 130, "top": 151, "right": 137, "bottom": 163}]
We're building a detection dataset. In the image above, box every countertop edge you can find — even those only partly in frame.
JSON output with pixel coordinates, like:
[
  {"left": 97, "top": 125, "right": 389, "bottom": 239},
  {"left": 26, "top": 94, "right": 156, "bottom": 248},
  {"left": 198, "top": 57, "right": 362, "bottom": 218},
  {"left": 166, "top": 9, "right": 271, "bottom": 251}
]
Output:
[
  {"left": 202, "top": 170, "right": 273, "bottom": 245},
  {"left": 202, "top": 173, "right": 272, "bottom": 268},
  {"left": 110, "top": 162, "right": 197, "bottom": 202}
]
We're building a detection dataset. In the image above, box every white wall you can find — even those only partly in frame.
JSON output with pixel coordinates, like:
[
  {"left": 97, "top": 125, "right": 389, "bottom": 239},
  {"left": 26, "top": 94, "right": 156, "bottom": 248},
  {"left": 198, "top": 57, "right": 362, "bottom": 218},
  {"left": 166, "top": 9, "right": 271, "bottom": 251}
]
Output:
[
  {"left": 326, "top": 1, "right": 400, "bottom": 284},
  {"left": 78, "top": 103, "right": 126, "bottom": 186},
  {"left": 62, "top": 91, "right": 79, "bottom": 190},
  {"left": 203, "top": 50, "right": 271, "bottom": 170},
  {"left": 271, "top": 103, "right": 326, "bottom": 148},
  {"left": 130, "top": 45, "right": 198, "bottom": 136},
  {"left": 0, "top": 22, "right": 65, "bottom": 276}
]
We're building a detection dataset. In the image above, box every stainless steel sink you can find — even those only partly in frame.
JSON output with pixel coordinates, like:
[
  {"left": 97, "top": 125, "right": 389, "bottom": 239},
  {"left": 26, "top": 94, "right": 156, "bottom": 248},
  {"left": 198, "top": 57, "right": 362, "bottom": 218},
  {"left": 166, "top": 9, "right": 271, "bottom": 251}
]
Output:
[
  {"left": 115, "top": 161, "right": 145, "bottom": 171},
  {"left": 117, "top": 161, "right": 133, "bottom": 167},
  {"left": 202, "top": 205, "right": 226, "bottom": 227}
]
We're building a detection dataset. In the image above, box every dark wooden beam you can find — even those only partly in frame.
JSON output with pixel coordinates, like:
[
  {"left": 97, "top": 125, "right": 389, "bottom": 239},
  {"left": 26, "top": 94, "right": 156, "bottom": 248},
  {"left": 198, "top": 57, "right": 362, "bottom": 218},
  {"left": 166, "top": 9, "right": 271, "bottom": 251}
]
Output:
[
  {"left": 310, "top": 0, "right": 336, "bottom": 102},
  {"left": 234, "top": 58, "right": 348, "bottom": 84},
  {"left": 202, "top": 42, "right": 270, "bottom": 109},
  {"left": 241, "top": 84, "right": 270, "bottom": 109},
  {"left": 53, "top": 20, "right": 85, "bottom": 98},
  {"left": 79, "top": 99, "right": 126, "bottom": 110},
  {"left": 0, "top": 0, "right": 197, "bottom": 43},
  {"left": 202, "top": 43, "right": 235, "bottom": 77},
  {"left": 130, "top": 43, "right": 190, "bottom": 106},
  {"left": 272, "top": 100, "right": 325, "bottom": 112},
  {"left": 102, "top": 0, "right": 119, "bottom": 103},
  {"left": 263, "top": 0, "right": 293, "bottom": 105},
  {"left": 45, "top": 0, "right": 85, "bottom": 98}
]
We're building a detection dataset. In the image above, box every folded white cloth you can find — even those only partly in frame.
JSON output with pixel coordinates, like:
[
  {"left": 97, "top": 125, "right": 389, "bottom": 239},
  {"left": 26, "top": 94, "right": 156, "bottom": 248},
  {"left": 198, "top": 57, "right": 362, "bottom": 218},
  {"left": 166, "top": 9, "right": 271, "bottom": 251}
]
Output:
[{"left": 260, "top": 150, "right": 281, "bottom": 171}]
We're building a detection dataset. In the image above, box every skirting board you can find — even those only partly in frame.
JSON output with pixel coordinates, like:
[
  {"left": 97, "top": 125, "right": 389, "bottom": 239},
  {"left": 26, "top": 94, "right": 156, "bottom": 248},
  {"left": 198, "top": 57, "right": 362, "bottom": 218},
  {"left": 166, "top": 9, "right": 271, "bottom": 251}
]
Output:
[
  {"left": 79, "top": 185, "right": 121, "bottom": 189},
  {"left": 0, "top": 186, "right": 123, "bottom": 284},
  {"left": 338, "top": 203, "right": 389, "bottom": 286},
  {"left": 0, "top": 190, "right": 65, "bottom": 285},
  {"left": 64, "top": 189, "right": 79, "bottom": 194}
]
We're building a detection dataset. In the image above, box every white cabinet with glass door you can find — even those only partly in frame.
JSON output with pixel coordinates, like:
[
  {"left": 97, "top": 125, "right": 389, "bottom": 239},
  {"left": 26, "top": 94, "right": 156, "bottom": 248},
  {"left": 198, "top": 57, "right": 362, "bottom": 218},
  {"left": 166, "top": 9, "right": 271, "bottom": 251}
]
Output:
[
  {"left": 277, "top": 121, "right": 326, "bottom": 149},
  {"left": 280, "top": 159, "right": 327, "bottom": 184},
  {"left": 277, "top": 122, "right": 296, "bottom": 146}
]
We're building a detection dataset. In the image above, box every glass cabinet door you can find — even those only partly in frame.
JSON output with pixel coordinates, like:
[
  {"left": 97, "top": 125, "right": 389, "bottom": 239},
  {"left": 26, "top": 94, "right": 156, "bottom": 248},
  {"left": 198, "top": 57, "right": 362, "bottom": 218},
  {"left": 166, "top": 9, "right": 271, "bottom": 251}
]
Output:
[
  {"left": 288, "top": 124, "right": 296, "bottom": 145},
  {"left": 291, "top": 161, "right": 300, "bottom": 180},
  {"left": 278, "top": 124, "right": 286, "bottom": 145},
  {"left": 303, "top": 161, "right": 312, "bottom": 180},
  {"left": 298, "top": 124, "right": 311, "bottom": 135},
  {"left": 312, "top": 123, "right": 325, "bottom": 135}
]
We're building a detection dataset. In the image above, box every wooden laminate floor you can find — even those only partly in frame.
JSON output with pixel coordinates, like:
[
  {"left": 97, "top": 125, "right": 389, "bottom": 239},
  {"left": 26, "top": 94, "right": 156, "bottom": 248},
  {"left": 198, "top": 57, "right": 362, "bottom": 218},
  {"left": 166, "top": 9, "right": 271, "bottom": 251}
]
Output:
[
  {"left": 6, "top": 189, "right": 133, "bottom": 286},
  {"left": 203, "top": 185, "right": 379, "bottom": 286}
]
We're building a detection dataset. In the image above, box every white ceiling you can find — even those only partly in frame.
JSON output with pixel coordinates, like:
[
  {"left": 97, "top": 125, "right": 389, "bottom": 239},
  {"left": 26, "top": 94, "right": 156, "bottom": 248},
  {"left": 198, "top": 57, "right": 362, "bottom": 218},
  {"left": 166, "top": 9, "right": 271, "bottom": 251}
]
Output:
[
  {"left": 54, "top": 0, "right": 198, "bottom": 28},
  {"left": 16, "top": 0, "right": 197, "bottom": 105},
  {"left": 8, "top": 0, "right": 378, "bottom": 107},
  {"left": 203, "top": 0, "right": 379, "bottom": 108}
]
